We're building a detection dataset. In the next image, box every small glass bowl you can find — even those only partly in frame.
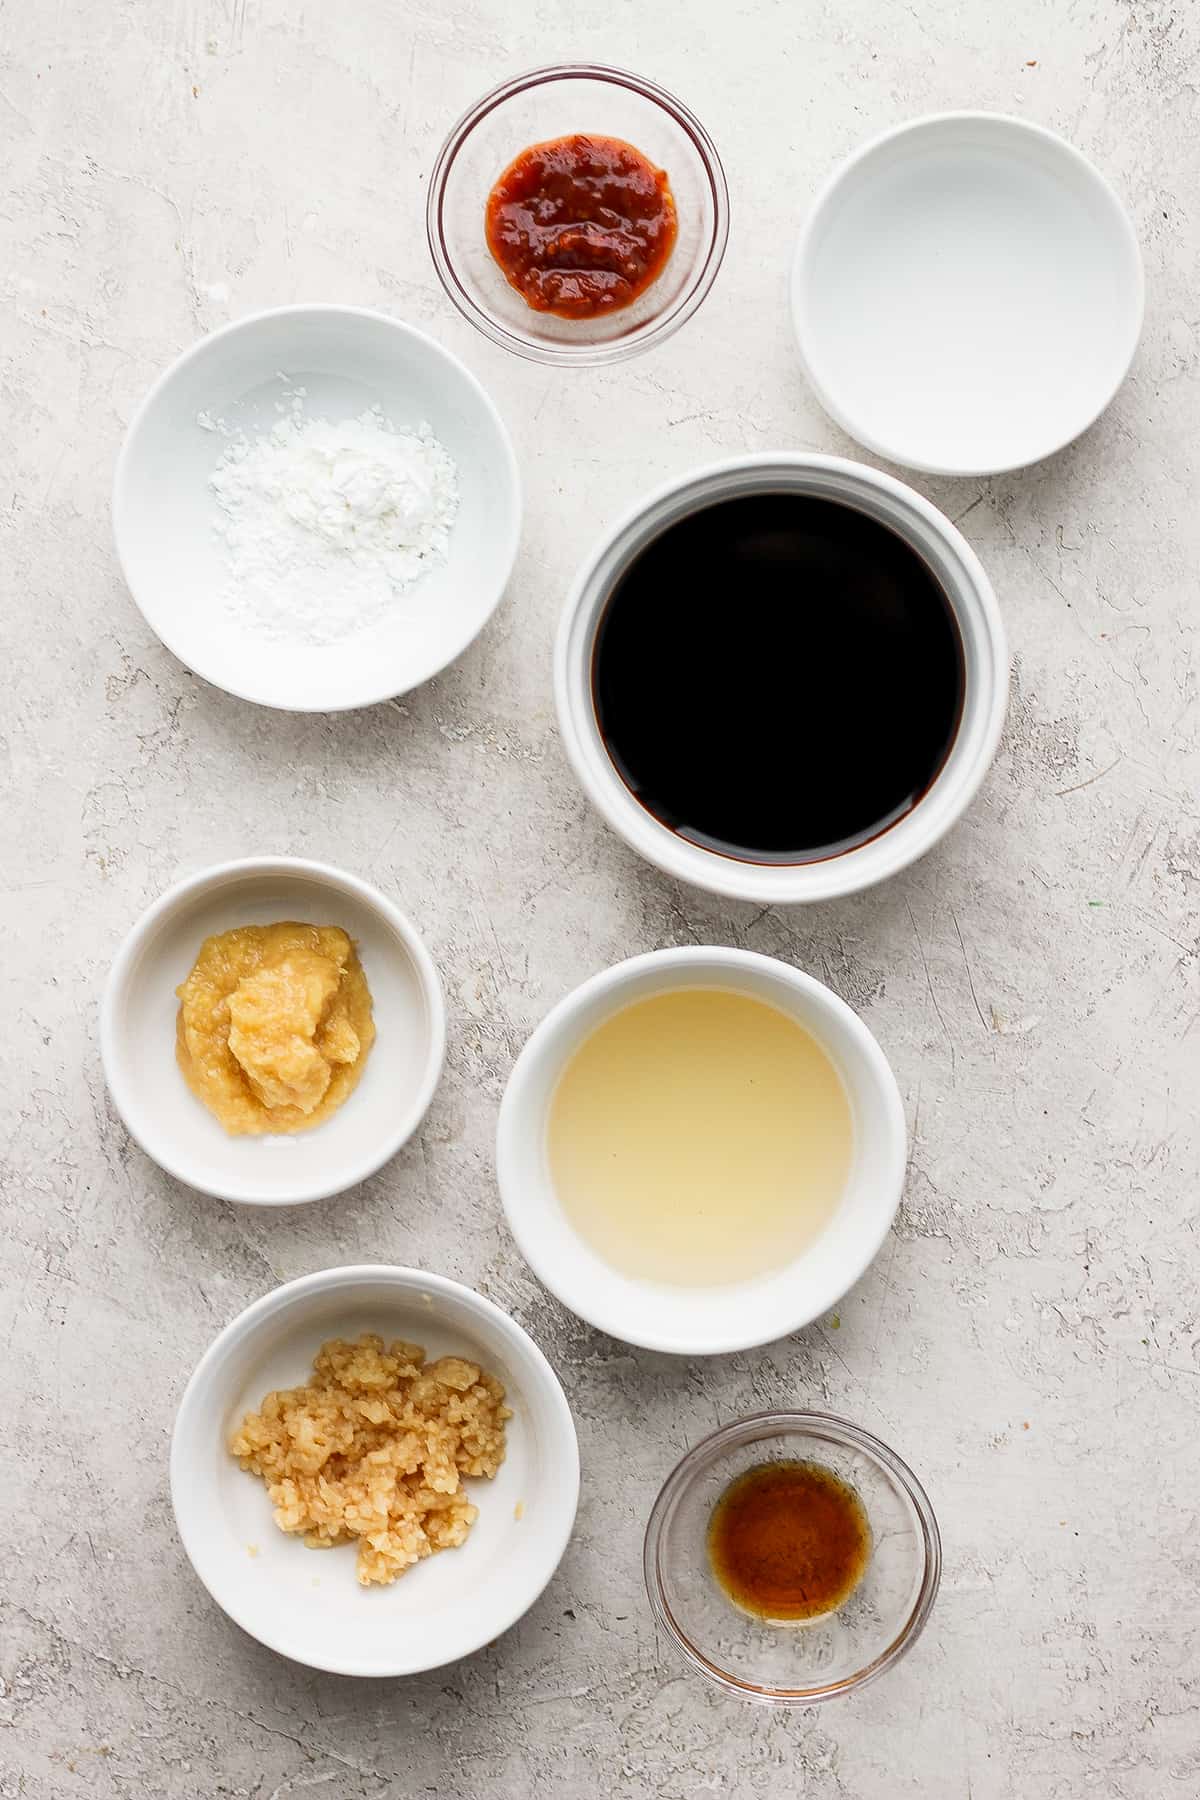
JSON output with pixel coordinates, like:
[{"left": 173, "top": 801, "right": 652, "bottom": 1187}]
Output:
[
  {"left": 644, "top": 1412, "right": 941, "bottom": 1705},
  {"left": 426, "top": 62, "right": 730, "bottom": 366}
]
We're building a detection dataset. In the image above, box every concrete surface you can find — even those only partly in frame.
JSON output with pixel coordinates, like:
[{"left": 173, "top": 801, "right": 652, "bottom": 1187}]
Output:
[{"left": 2, "top": 1, "right": 1198, "bottom": 1795}]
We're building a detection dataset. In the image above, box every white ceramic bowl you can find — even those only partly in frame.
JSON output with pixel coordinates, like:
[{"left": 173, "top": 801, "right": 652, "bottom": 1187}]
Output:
[
  {"left": 496, "top": 948, "right": 906, "bottom": 1354},
  {"left": 792, "top": 113, "right": 1144, "bottom": 476},
  {"left": 556, "top": 453, "right": 1007, "bottom": 904},
  {"left": 113, "top": 305, "right": 521, "bottom": 710},
  {"left": 100, "top": 857, "right": 445, "bottom": 1205},
  {"left": 171, "top": 1265, "right": 580, "bottom": 1676}
]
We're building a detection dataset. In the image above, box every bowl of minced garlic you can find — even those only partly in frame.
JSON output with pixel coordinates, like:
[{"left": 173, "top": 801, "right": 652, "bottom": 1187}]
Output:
[
  {"left": 230, "top": 1333, "right": 510, "bottom": 1586},
  {"left": 100, "top": 857, "right": 447, "bottom": 1204},
  {"left": 176, "top": 921, "right": 375, "bottom": 1135},
  {"left": 169, "top": 1265, "right": 580, "bottom": 1676}
]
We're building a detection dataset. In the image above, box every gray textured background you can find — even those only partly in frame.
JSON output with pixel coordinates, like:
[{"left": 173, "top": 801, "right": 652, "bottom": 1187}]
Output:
[{"left": 3, "top": 1, "right": 1198, "bottom": 1795}]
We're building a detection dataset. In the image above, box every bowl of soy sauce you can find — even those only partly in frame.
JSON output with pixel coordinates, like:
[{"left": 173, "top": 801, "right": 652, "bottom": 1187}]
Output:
[{"left": 555, "top": 453, "right": 1007, "bottom": 903}]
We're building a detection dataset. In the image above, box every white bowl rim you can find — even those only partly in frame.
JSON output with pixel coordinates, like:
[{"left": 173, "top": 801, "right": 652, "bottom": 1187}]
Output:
[
  {"left": 112, "top": 303, "right": 522, "bottom": 712},
  {"left": 554, "top": 450, "right": 1008, "bottom": 903},
  {"left": 99, "top": 855, "right": 447, "bottom": 1205},
  {"left": 169, "top": 1263, "right": 581, "bottom": 1677},
  {"left": 496, "top": 945, "right": 907, "bottom": 1354},
  {"left": 790, "top": 110, "right": 1146, "bottom": 478}
]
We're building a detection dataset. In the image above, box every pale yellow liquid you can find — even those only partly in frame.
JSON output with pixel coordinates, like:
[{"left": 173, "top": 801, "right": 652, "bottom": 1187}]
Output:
[{"left": 547, "top": 987, "right": 853, "bottom": 1287}]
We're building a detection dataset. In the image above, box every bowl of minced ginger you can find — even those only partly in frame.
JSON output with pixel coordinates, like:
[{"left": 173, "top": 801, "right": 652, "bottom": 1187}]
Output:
[
  {"left": 175, "top": 921, "right": 376, "bottom": 1135},
  {"left": 100, "top": 856, "right": 446, "bottom": 1204}
]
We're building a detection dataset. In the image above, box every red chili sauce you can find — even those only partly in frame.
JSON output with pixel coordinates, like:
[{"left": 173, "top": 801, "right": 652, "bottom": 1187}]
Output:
[{"left": 485, "top": 133, "right": 678, "bottom": 320}]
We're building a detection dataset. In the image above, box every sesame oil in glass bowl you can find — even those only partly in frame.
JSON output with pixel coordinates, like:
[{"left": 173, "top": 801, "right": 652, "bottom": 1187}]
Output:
[{"left": 644, "top": 1413, "right": 941, "bottom": 1704}]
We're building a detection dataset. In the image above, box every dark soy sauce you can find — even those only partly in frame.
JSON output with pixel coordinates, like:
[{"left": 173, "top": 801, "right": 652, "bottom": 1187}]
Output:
[{"left": 591, "top": 492, "right": 965, "bottom": 864}]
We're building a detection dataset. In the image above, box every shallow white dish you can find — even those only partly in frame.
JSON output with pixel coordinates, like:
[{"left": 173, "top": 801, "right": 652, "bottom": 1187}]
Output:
[
  {"left": 113, "top": 305, "right": 521, "bottom": 710},
  {"left": 556, "top": 453, "right": 1007, "bottom": 904},
  {"left": 496, "top": 947, "right": 906, "bottom": 1355},
  {"left": 170, "top": 1265, "right": 580, "bottom": 1676},
  {"left": 100, "top": 857, "right": 445, "bottom": 1205},
  {"left": 792, "top": 113, "right": 1144, "bottom": 476}
]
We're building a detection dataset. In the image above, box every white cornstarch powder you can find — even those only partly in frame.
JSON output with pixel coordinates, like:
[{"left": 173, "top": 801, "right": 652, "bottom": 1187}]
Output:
[{"left": 209, "top": 394, "right": 459, "bottom": 645}]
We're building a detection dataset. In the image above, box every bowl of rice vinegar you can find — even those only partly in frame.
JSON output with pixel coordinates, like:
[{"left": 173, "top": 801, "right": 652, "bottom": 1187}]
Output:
[{"left": 496, "top": 946, "right": 905, "bottom": 1354}]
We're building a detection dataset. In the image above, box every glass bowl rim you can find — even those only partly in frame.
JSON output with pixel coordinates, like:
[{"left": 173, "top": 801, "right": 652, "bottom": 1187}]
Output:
[
  {"left": 643, "top": 1408, "right": 942, "bottom": 1706},
  {"left": 425, "top": 60, "right": 731, "bottom": 366}
]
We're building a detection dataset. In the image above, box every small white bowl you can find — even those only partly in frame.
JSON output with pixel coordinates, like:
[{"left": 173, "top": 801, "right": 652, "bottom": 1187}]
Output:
[
  {"left": 100, "top": 857, "right": 445, "bottom": 1205},
  {"left": 170, "top": 1265, "right": 580, "bottom": 1676},
  {"left": 556, "top": 453, "right": 1007, "bottom": 904},
  {"left": 792, "top": 113, "right": 1144, "bottom": 476},
  {"left": 496, "top": 947, "right": 906, "bottom": 1355},
  {"left": 113, "top": 305, "right": 521, "bottom": 710}
]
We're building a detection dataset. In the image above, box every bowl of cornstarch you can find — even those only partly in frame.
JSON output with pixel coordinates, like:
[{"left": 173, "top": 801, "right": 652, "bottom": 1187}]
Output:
[{"left": 113, "top": 305, "right": 521, "bottom": 710}]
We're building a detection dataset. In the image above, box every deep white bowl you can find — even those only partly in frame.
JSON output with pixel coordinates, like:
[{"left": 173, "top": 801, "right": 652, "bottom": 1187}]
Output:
[
  {"left": 556, "top": 453, "right": 1007, "bottom": 903},
  {"left": 100, "top": 857, "right": 445, "bottom": 1205},
  {"left": 113, "top": 305, "right": 521, "bottom": 710},
  {"left": 170, "top": 1265, "right": 580, "bottom": 1676},
  {"left": 792, "top": 113, "right": 1144, "bottom": 476},
  {"left": 496, "top": 947, "right": 906, "bottom": 1355}
]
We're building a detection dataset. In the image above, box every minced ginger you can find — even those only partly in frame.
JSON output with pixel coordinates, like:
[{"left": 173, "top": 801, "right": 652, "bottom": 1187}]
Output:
[
  {"left": 229, "top": 1335, "right": 510, "bottom": 1586},
  {"left": 175, "top": 922, "right": 374, "bottom": 1134}
]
